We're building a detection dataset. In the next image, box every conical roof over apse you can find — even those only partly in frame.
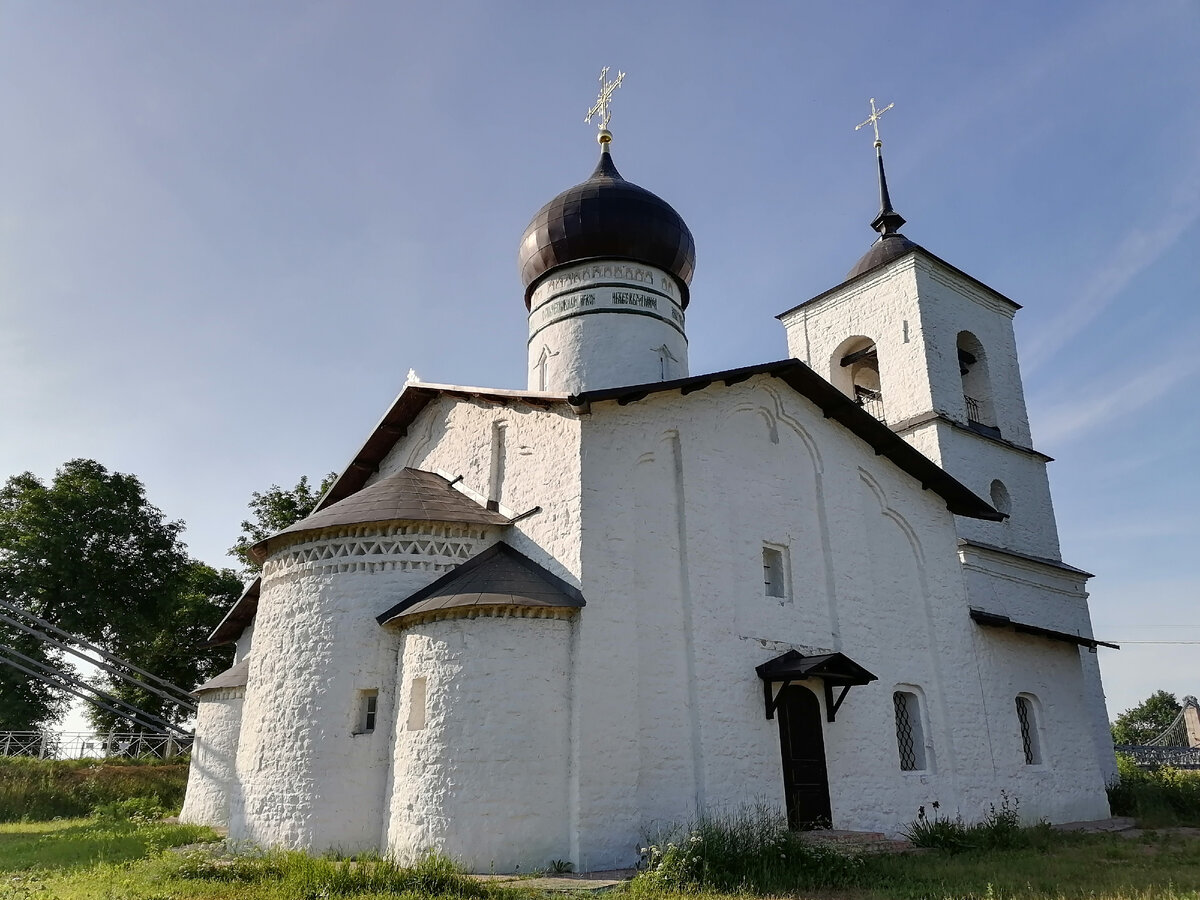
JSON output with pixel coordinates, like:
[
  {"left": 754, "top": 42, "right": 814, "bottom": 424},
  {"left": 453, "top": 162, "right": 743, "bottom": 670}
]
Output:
[{"left": 250, "top": 468, "right": 510, "bottom": 562}]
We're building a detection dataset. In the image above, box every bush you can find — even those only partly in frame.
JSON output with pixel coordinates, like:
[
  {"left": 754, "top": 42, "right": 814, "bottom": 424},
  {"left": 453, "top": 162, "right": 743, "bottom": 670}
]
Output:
[
  {"left": 634, "top": 804, "right": 862, "bottom": 893},
  {"left": 1108, "top": 753, "right": 1200, "bottom": 826},
  {"left": 0, "top": 756, "right": 189, "bottom": 821}
]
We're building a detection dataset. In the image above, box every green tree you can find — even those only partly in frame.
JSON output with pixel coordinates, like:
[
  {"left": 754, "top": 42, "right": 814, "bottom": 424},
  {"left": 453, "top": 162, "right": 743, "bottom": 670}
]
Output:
[
  {"left": 87, "top": 561, "right": 241, "bottom": 734},
  {"left": 0, "top": 459, "right": 231, "bottom": 731},
  {"left": 1111, "top": 690, "right": 1183, "bottom": 745},
  {"left": 228, "top": 472, "right": 336, "bottom": 574}
]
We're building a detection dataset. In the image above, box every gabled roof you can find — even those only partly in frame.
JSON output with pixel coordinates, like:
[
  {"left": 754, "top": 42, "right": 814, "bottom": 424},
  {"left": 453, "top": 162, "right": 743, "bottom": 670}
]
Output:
[
  {"left": 251, "top": 468, "right": 511, "bottom": 563},
  {"left": 207, "top": 577, "right": 259, "bottom": 646},
  {"left": 377, "top": 541, "right": 584, "bottom": 627},
  {"left": 568, "top": 359, "right": 1002, "bottom": 521}
]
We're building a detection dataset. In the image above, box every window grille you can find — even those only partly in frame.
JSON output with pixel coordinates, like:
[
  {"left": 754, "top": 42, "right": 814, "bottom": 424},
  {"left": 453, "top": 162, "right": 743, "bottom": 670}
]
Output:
[
  {"left": 1016, "top": 696, "right": 1041, "bottom": 764},
  {"left": 893, "top": 691, "right": 921, "bottom": 770}
]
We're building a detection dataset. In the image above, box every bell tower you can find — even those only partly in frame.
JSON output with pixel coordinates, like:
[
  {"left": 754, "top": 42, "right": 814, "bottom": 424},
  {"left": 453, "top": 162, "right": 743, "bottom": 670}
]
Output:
[
  {"left": 779, "top": 98, "right": 1114, "bottom": 785},
  {"left": 778, "top": 100, "right": 1059, "bottom": 561}
]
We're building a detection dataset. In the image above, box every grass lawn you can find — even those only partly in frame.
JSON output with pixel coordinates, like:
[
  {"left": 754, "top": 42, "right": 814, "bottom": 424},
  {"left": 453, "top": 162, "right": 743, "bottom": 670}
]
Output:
[{"left": 5, "top": 819, "right": 1200, "bottom": 900}]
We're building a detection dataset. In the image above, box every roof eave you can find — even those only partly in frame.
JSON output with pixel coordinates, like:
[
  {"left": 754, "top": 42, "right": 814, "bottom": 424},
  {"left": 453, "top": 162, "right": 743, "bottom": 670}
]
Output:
[{"left": 776, "top": 245, "right": 1021, "bottom": 321}]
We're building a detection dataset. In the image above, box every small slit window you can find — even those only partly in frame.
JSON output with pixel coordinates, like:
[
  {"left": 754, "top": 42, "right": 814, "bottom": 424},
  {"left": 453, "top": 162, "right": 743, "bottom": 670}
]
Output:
[
  {"left": 1016, "top": 695, "right": 1042, "bottom": 765},
  {"left": 762, "top": 546, "right": 787, "bottom": 599},
  {"left": 893, "top": 690, "right": 927, "bottom": 771},
  {"left": 357, "top": 690, "right": 378, "bottom": 734},
  {"left": 407, "top": 676, "right": 428, "bottom": 731}
]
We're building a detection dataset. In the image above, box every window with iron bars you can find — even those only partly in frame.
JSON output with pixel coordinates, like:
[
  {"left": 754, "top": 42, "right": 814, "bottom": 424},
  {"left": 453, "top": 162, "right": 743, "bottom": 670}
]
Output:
[
  {"left": 893, "top": 690, "right": 927, "bottom": 771},
  {"left": 1015, "top": 696, "right": 1042, "bottom": 765}
]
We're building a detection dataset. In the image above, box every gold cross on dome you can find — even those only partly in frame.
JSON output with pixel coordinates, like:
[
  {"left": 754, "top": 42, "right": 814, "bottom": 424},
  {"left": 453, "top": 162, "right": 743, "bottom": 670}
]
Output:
[
  {"left": 585, "top": 67, "right": 625, "bottom": 131},
  {"left": 855, "top": 97, "right": 894, "bottom": 146}
]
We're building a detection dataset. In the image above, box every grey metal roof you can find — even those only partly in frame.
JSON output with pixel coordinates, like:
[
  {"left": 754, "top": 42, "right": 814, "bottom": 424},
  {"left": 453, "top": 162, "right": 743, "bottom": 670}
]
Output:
[
  {"left": 846, "top": 233, "right": 922, "bottom": 280},
  {"left": 377, "top": 541, "right": 584, "bottom": 626},
  {"left": 252, "top": 468, "right": 510, "bottom": 562},
  {"left": 194, "top": 657, "right": 249, "bottom": 695},
  {"left": 969, "top": 609, "right": 1118, "bottom": 650},
  {"left": 207, "top": 577, "right": 260, "bottom": 646}
]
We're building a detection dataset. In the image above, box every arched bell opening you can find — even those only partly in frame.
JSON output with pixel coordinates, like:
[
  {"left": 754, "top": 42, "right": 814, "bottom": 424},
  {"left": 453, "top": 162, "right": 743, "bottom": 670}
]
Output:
[
  {"left": 957, "top": 331, "right": 997, "bottom": 435},
  {"left": 831, "top": 335, "right": 885, "bottom": 424}
]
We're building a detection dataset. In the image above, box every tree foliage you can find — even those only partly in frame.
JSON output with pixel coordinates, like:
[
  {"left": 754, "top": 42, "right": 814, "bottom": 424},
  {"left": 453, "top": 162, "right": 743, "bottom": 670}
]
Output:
[
  {"left": 228, "top": 473, "right": 336, "bottom": 574},
  {"left": 86, "top": 561, "right": 242, "bottom": 734},
  {"left": 0, "top": 459, "right": 236, "bottom": 731},
  {"left": 1112, "top": 690, "right": 1183, "bottom": 745}
]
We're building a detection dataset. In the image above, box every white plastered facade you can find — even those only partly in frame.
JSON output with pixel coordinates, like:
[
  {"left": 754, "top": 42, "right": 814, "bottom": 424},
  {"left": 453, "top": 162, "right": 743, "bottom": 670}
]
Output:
[{"left": 185, "top": 236, "right": 1115, "bottom": 869}]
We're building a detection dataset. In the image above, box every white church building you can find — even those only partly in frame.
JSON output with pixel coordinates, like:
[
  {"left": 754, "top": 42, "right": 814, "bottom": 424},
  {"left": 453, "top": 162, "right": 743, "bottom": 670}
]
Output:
[{"left": 180, "top": 95, "right": 1117, "bottom": 871}]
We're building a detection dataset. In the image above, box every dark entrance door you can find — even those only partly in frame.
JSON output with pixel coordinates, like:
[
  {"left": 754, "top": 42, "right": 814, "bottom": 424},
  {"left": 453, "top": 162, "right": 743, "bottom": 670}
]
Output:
[{"left": 776, "top": 685, "right": 831, "bottom": 829}]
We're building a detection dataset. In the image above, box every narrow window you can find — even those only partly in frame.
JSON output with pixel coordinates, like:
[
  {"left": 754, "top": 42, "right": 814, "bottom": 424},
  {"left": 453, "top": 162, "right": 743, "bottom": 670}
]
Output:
[
  {"left": 893, "top": 691, "right": 927, "bottom": 771},
  {"left": 1016, "top": 695, "right": 1042, "bottom": 765},
  {"left": 762, "top": 546, "right": 786, "bottom": 599},
  {"left": 358, "top": 690, "right": 379, "bottom": 734},
  {"left": 407, "top": 676, "right": 428, "bottom": 731}
]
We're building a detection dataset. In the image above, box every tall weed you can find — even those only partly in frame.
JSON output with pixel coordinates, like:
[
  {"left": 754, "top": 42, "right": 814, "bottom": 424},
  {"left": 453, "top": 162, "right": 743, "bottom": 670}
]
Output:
[
  {"left": 634, "top": 804, "right": 862, "bottom": 893},
  {"left": 901, "top": 794, "right": 1056, "bottom": 853},
  {"left": 0, "top": 757, "right": 188, "bottom": 822}
]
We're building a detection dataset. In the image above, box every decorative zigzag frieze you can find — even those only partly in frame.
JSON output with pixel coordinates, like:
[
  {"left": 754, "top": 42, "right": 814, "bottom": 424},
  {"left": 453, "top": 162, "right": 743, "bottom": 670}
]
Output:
[{"left": 262, "top": 523, "right": 486, "bottom": 581}]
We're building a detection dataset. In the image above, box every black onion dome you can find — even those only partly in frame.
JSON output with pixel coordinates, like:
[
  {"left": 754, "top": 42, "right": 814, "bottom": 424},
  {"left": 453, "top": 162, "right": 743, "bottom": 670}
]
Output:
[
  {"left": 846, "top": 233, "right": 921, "bottom": 280},
  {"left": 518, "top": 150, "right": 696, "bottom": 309}
]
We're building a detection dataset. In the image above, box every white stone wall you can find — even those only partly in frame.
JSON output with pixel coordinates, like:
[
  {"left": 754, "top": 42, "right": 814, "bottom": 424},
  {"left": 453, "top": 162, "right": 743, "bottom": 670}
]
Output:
[
  {"left": 968, "top": 628, "right": 1111, "bottom": 822},
  {"left": 780, "top": 253, "right": 1064, "bottom": 563},
  {"left": 570, "top": 376, "right": 1111, "bottom": 862},
  {"left": 377, "top": 396, "right": 583, "bottom": 586},
  {"left": 384, "top": 615, "right": 573, "bottom": 872},
  {"left": 180, "top": 686, "right": 245, "bottom": 828},
  {"left": 780, "top": 258, "right": 931, "bottom": 428},
  {"left": 231, "top": 522, "right": 494, "bottom": 852},
  {"left": 527, "top": 260, "right": 688, "bottom": 393},
  {"left": 937, "top": 427, "right": 1063, "bottom": 559}
]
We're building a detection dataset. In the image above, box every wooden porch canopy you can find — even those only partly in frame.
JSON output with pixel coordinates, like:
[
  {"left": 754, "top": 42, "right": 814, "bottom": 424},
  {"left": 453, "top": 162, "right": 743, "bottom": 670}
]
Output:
[{"left": 756, "top": 650, "right": 878, "bottom": 723}]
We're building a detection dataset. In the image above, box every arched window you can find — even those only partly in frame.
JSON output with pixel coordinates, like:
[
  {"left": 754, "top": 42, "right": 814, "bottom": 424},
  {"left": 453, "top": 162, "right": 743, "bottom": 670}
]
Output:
[
  {"left": 957, "top": 331, "right": 996, "bottom": 435},
  {"left": 989, "top": 479, "right": 1011, "bottom": 517},
  {"left": 831, "top": 336, "right": 885, "bottom": 424},
  {"left": 1015, "top": 695, "right": 1043, "bottom": 765},
  {"left": 893, "top": 690, "right": 927, "bottom": 771}
]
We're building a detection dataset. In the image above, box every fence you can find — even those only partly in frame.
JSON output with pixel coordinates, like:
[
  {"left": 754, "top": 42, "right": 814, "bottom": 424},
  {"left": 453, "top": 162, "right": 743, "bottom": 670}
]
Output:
[{"left": 0, "top": 730, "right": 192, "bottom": 760}]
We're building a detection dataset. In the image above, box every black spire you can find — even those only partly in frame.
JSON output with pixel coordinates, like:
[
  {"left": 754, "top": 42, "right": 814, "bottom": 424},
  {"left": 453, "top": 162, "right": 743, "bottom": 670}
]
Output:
[{"left": 869, "top": 141, "right": 906, "bottom": 236}]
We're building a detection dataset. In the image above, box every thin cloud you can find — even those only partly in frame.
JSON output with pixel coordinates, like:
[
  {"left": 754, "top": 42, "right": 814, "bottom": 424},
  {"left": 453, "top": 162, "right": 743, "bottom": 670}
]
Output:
[
  {"left": 1033, "top": 347, "right": 1200, "bottom": 446},
  {"left": 1023, "top": 160, "right": 1200, "bottom": 374}
]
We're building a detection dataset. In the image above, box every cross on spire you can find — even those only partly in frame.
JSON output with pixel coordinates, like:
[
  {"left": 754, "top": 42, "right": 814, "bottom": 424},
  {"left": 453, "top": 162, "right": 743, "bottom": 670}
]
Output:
[
  {"left": 854, "top": 97, "right": 905, "bottom": 237},
  {"left": 855, "top": 97, "right": 894, "bottom": 148},
  {"left": 585, "top": 67, "right": 625, "bottom": 144}
]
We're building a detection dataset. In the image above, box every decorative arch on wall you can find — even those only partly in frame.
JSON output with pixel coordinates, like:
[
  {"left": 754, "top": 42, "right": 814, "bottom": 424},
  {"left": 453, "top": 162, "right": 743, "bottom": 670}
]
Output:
[
  {"left": 830, "top": 335, "right": 885, "bottom": 423},
  {"left": 957, "top": 331, "right": 995, "bottom": 431}
]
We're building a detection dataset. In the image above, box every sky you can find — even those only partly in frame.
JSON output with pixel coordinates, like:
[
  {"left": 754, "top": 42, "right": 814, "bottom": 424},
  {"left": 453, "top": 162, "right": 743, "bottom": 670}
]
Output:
[{"left": 0, "top": 1, "right": 1197, "bottom": 726}]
